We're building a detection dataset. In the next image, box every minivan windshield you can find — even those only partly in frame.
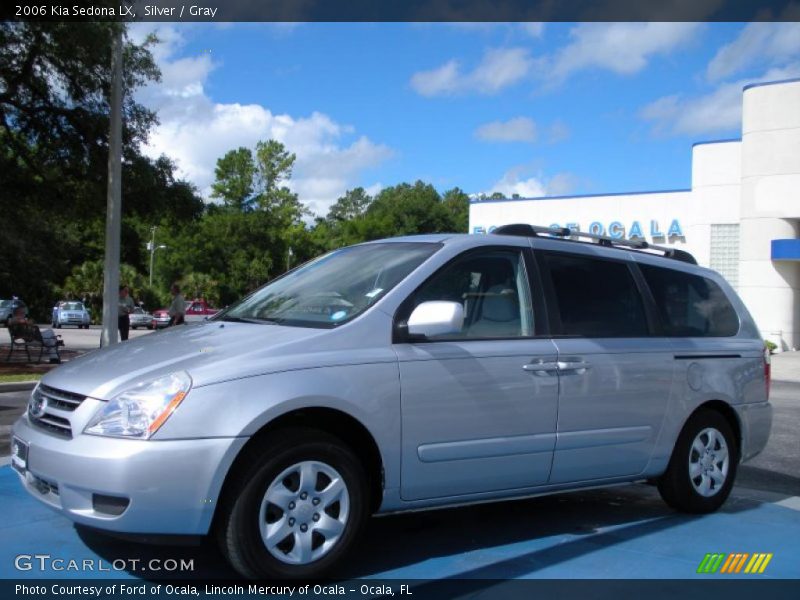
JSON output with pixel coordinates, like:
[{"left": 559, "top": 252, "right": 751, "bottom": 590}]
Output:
[{"left": 221, "top": 242, "right": 439, "bottom": 328}]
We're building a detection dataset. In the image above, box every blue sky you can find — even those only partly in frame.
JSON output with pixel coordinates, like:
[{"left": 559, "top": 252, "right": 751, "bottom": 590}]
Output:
[{"left": 129, "top": 21, "right": 800, "bottom": 216}]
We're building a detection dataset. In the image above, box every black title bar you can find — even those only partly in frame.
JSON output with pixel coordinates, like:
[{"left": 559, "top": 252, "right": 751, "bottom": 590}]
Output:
[{"left": 3, "top": 0, "right": 800, "bottom": 23}]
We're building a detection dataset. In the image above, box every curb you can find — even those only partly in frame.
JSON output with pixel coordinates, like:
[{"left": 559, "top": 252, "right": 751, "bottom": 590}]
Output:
[{"left": 0, "top": 381, "right": 37, "bottom": 392}]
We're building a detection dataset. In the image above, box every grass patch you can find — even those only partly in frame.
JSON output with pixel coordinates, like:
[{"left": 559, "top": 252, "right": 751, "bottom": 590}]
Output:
[{"left": 0, "top": 373, "right": 43, "bottom": 383}]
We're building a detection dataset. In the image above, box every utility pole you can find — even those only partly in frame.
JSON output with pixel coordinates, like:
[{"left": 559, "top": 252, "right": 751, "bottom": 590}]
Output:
[
  {"left": 286, "top": 246, "right": 294, "bottom": 271},
  {"left": 100, "top": 26, "right": 123, "bottom": 347},
  {"left": 148, "top": 226, "right": 167, "bottom": 287}
]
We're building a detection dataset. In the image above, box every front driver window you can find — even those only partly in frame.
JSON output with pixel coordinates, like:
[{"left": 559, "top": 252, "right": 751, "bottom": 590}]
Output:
[{"left": 410, "top": 249, "right": 534, "bottom": 339}]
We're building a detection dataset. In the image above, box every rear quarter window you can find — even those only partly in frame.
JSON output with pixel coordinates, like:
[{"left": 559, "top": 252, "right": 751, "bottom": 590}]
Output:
[{"left": 640, "top": 264, "right": 739, "bottom": 337}]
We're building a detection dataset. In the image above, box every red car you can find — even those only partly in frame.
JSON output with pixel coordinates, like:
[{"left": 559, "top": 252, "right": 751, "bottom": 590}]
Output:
[
  {"left": 151, "top": 299, "right": 219, "bottom": 328},
  {"left": 185, "top": 298, "right": 219, "bottom": 322}
]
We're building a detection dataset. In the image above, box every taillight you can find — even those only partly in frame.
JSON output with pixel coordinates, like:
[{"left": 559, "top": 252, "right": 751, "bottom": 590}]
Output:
[{"left": 764, "top": 346, "right": 771, "bottom": 399}]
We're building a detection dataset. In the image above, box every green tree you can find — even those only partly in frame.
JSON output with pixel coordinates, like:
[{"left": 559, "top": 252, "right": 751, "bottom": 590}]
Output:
[
  {"left": 327, "top": 187, "right": 373, "bottom": 222},
  {"left": 180, "top": 272, "right": 221, "bottom": 306},
  {"left": 211, "top": 147, "right": 256, "bottom": 211},
  {"left": 61, "top": 260, "right": 147, "bottom": 323},
  {"left": 441, "top": 187, "right": 470, "bottom": 233},
  {"left": 366, "top": 181, "right": 453, "bottom": 237},
  {"left": 255, "top": 140, "right": 295, "bottom": 198},
  {"left": 0, "top": 22, "right": 203, "bottom": 318}
]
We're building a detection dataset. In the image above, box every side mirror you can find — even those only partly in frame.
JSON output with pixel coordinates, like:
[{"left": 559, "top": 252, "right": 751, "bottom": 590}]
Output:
[{"left": 407, "top": 301, "right": 464, "bottom": 338}]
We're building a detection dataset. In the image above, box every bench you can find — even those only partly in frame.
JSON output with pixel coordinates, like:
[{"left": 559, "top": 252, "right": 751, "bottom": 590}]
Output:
[{"left": 5, "top": 323, "right": 62, "bottom": 363}]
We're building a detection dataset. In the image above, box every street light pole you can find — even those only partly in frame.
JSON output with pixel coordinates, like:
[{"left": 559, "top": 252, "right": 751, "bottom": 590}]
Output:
[
  {"left": 100, "top": 27, "right": 123, "bottom": 348},
  {"left": 148, "top": 226, "right": 156, "bottom": 286},
  {"left": 148, "top": 228, "right": 167, "bottom": 287}
]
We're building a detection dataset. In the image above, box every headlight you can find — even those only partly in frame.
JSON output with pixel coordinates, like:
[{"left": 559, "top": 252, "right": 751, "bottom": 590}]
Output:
[{"left": 84, "top": 371, "right": 192, "bottom": 439}]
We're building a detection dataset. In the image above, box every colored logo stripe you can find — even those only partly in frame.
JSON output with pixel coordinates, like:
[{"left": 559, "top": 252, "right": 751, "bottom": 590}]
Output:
[
  {"left": 698, "top": 553, "right": 773, "bottom": 574},
  {"left": 697, "top": 554, "right": 725, "bottom": 573}
]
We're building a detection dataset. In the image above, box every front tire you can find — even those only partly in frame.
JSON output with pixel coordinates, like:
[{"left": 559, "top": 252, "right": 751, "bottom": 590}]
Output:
[
  {"left": 218, "top": 428, "right": 368, "bottom": 579},
  {"left": 658, "top": 409, "right": 738, "bottom": 514}
]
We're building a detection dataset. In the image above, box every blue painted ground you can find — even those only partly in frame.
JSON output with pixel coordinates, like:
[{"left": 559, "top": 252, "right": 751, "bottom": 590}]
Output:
[{"left": 1, "top": 465, "right": 798, "bottom": 579}]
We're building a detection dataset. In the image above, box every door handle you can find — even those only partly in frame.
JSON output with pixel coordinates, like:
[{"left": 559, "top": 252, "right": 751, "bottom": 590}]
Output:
[
  {"left": 523, "top": 361, "right": 559, "bottom": 373},
  {"left": 557, "top": 361, "right": 591, "bottom": 373}
]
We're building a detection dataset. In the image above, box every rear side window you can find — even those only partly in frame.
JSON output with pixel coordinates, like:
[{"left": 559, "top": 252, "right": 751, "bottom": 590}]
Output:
[
  {"left": 541, "top": 252, "right": 648, "bottom": 337},
  {"left": 640, "top": 265, "right": 739, "bottom": 337}
]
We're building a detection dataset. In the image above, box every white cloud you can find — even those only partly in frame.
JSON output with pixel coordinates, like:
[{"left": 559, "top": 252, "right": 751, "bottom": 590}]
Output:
[
  {"left": 520, "top": 23, "right": 545, "bottom": 38},
  {"left": 707, "top": 18, "right": 800, "bottom": 81},
  {"left": 131, "top": 25, "right": 392, "bottom": 216},
  {"left": 472, "top": 48, "right": 533, "bottom": 93},
  {"left": 639, "top": 63, "right": 800, "bottom": 136},
  {"left": 409, "top": 60, "right": 462, "bottom": 96},
  {"left": 547, "top": 119, "right": 571, "bottom": 144},
  {"left": 547, "top": 22, "right": 701, "bottom": 84},
  {"left": 410, "top": 47, "right": 532, "bottom": 96},
  {"left": 475, "top": 117, "right": 537, "bottom": 142},
  {"left": 481, "top": 166, "right": 577, "bottom": 198}
]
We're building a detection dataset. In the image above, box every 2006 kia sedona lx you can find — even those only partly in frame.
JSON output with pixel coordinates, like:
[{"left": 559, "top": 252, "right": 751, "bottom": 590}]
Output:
[{"left": 12, "top": 224, "right": 772, "bottom": 578}]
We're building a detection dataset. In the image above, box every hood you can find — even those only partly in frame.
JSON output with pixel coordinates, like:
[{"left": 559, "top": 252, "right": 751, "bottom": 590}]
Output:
[{"left": 42, "top": 321, "right": 329, "bottom": 399}]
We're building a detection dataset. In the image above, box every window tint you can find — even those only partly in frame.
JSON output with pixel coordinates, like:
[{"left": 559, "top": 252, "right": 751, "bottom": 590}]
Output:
[
  {"left": 640, "top": 265, "right": 739, "bottom": 337},
  {"left": 410, "top": 249, "right": 534, "bottom": 339},
  {"left": 542, "top": 253, "right": 648, "bottom": 337}
]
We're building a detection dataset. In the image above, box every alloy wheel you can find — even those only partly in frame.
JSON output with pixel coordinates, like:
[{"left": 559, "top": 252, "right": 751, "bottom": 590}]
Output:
[
  {"left": 258, "top": 460, "right": 350, "bottom": 565},
  {"left": 688, "top": 427, "right": 729, "bottom": 497}
]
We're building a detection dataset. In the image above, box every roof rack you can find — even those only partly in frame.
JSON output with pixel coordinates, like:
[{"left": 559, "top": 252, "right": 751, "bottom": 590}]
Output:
[{"left": 491, "top": 223, "right": 697, "bottom": 265}]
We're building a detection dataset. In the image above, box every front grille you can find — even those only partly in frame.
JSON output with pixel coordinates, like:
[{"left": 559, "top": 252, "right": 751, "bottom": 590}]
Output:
[
  {"left": 30, "top": 414, "right": 72, "bottom": 438},
  {"left": 37, "top": 384, "right": 86, "bottom": 412},
  {"left": 28, "top": 384, "right": 87, "bottom": 438}
]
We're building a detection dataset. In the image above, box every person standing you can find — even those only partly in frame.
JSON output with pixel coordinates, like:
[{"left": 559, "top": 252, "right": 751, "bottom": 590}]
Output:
[
  {"left": 118, "top": 285, "right": 135, "bottom": 341},
  {"left": 168, "top": 283, "right": 186, "bottom": 326}
]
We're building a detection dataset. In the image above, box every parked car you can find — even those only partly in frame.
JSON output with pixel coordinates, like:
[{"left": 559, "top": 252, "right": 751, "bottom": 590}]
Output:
[
  {"left": 0, "top": 298, "right": 26, "bottom": 327},
  {"left": 51, "top": 301, "right": 91, "bottom": 329},
  {"left": 129, "top": 307, "right": 153, "bottom": 330},
  {"left": 151, "top": 309, "right": 171, "bottom": 329},
  {"left": 184, "top": 298, "right": 220, "bottom": 322},
  {"left": 11, "top": 226, "right": 773, "bottom": 579}
]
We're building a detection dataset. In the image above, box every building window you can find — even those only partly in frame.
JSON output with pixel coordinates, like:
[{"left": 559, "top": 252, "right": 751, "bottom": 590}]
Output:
[{"left": 710, "top": 224, "right": 739, "bottom": 288}]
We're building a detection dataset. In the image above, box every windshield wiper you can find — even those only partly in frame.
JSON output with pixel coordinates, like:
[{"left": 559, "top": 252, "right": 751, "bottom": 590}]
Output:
[
  {"left": 220, "top": 315, "right": 284, "bottom": 325},
  {"left": 219, "top": 315, "right": 267, "bottom": 324}
]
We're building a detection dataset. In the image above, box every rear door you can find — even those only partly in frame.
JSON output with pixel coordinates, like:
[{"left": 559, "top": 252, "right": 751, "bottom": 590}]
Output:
[
  {"left": 395, "top": 245, "right": 560, "bottom": 501},
  {"left": 536, "top": 246, "right": 674, "bottom": 484}
]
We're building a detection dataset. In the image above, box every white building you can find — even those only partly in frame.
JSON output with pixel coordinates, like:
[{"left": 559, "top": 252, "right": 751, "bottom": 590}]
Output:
[{"left": 470, "top": 78, "right": 800, "bottom": 351}]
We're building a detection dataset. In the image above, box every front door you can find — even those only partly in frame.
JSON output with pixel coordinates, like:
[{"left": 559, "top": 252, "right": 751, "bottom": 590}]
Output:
[{"left": 395, "top": 247, "right": 560, "bottom": 501}]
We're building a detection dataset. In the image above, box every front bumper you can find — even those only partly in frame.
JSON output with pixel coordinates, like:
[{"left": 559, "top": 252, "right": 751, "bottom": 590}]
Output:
[{"left": 11, "top": 416, "right": 247, "bottom": 535}]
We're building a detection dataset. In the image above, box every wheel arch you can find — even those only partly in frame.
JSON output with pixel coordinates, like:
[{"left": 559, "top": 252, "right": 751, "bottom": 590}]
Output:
[
  {"left": 687, "top": 399, "right": 742, "bottom": 455},
  {"left": 213, "top": 406, "right": 385, "bottom": 527}
]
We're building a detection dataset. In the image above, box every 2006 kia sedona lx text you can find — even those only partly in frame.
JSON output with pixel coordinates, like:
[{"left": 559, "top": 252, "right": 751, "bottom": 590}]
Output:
[{"left": 12, "top": 225, "right": 772, "bottom": 578}]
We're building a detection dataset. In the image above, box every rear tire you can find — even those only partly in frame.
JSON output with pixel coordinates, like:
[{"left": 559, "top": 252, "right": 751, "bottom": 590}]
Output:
[
  {"left": 657, "top": 409, "right": 738, "bottom": 514},
  {"left": 217, "top": 428, "right": 368, "bottom": 579}
]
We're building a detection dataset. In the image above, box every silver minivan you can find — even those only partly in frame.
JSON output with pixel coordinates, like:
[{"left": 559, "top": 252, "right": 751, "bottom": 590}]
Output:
[{"left": 11, "top": 225, "right": 772, "bottom": 578}]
